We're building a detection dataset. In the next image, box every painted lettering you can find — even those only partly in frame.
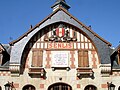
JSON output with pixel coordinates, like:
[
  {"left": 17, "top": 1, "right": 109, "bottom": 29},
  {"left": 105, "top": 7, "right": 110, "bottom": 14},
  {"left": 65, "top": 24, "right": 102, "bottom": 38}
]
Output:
[{"left": 48, "top": 43, "right": 73, "bottom": 49}]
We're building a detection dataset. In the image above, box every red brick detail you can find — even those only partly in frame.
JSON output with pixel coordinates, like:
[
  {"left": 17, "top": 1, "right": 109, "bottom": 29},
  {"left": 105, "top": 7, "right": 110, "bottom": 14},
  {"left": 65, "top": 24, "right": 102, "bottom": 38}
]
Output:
[
  {"left": 70, "top": 51, "right": 75, "bottom": 68},
  {"left": 40, "top": 84, "right": 44, "bottom": 88},
  {"left": 40, "top": 78, "right": 46, "bottom": 80},
  {"left": 46, "top": 51, "right": 51, "bottom": 68},
  {"left": 7, "top": 73, "right": 11, "bottom": 76},
  {"left": 13, "top": 83, "right": 19, "bottom": 88},
  {"left": 92, "top": 51, "right": 97, "bottom": 69},
  {"left": 91, "top": 51, "right": 96, "bottom": 54},
  {"left": 77, "top": 84, "right": 81, "bottom": 88},
  {"left": 0, "top": 72, "right": 11, "bottom": 76},
  {"left": 3, "top": 73, "right": 6, "bottom": 76},
  {"left": 76, "top": 76, "right": 79, "bottom": 80},
  {"left": 113, "top": 72, "right": 120, "bottom": 76},
  {"left": 101, "top": 84, "right": 107, "bottom": 88}
]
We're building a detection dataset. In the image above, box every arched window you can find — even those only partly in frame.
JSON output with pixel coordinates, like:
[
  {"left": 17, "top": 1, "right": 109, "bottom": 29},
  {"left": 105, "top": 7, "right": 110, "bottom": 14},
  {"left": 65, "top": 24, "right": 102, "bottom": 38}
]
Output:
[
  {"left": 48, "top": 83, "right": 72, "bottom": 90},
  {"left": 0, "top": 86, "right": 2, "bottom": 90},
  {"left": 84, "top": 85, "right": 97, "bottom": 90},
  {"left": 22, "top": 84, "right": 35, "bottom": 90},
  {"left": 118, "top": 86, "right": 120, "bottom": 90}
]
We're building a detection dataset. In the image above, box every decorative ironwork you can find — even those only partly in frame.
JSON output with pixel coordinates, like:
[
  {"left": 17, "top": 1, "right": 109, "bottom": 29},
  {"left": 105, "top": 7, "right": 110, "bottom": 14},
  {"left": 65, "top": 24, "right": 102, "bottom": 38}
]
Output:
[
  {"left": 107, "top": 82, "right": 115, "bottom": 90},
  {"left": 4, "top": 82, "right": 14, "bottom": 90}
]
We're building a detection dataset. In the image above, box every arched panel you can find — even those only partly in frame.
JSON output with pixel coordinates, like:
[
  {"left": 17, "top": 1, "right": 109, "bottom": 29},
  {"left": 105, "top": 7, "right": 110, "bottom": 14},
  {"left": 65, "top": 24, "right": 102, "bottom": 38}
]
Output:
[
  {"left": 84, "top": 85, "right": 97, "bottom": 90},
  {"left": 22, "top": 84, "right": 36, "bottom": 90},
  {"left": 48, "top": 83, "right": 72, "bottom": 90}
]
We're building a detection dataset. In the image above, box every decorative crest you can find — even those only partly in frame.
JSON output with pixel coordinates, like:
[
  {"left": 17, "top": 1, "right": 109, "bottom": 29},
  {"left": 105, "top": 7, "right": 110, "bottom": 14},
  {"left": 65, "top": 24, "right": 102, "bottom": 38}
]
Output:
[
  {"left": 44, "top": 24, "right": 77, "bottom": 42},
  {"left": 56, "top": 24, "right": 65, "bottom": 37}
]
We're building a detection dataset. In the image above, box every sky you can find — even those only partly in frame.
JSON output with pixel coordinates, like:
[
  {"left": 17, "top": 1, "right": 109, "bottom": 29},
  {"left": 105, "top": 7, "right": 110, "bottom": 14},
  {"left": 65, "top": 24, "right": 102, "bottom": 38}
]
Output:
[{"left": 0, "top": 0, "right": 120, "bottom": 47}]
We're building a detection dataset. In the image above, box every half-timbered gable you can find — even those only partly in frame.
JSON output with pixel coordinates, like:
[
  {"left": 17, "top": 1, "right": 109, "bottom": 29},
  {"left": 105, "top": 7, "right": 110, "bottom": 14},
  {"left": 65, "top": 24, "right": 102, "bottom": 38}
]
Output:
[{"left": 21, "top": 23, "right": 99, "bottom": 70}]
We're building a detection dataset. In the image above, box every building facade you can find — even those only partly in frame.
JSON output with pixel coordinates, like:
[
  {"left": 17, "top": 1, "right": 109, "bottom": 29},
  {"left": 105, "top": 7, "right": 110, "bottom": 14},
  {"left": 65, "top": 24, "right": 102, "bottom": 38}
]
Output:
[{"left": 0, "top": 0, "right": 120, "bottom": 90}]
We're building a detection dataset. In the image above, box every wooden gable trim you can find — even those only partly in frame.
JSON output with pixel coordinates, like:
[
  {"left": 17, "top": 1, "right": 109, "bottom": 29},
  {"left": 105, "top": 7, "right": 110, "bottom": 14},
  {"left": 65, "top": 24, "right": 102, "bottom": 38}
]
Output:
[
  {"left": 0, "top": 49, "right": 2, "bottom": 54},
  {"left": 0, "top": 44, "right": 4, "bottom": 54},
  {"left": 9, "top": 8, "right": 59, "bottom": 45},
  {"left": 118, "top": 47, "right": 120, "bottom": 52},
  {"left": 9, "top": 7, "right": 111, "bottom": 46},
  {"left": 118, "top": 50, "right": 120, "bottom": 65}
]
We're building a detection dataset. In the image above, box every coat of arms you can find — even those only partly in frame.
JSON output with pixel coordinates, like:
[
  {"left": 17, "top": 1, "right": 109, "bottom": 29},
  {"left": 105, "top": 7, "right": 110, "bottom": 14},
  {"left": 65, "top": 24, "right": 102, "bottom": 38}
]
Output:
[
  {"left": 56, "top": 28, "right": 65, "bottom": 37},
  {"left": 44, "top": 24, "right": 77, "bottom": 42}
]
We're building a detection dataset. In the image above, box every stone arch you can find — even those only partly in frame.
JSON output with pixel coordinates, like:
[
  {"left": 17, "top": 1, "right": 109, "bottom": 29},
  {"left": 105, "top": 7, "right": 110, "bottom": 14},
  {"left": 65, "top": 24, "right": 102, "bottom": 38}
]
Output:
[
  {"left": 22, "top": 84, "right": 36, "bottom": 90},
  {"left": 48, "top": 82, "right": 72, "bottom": 90},
  {"left": 84, "top": 85, "right": 97, "bottom": 90}
]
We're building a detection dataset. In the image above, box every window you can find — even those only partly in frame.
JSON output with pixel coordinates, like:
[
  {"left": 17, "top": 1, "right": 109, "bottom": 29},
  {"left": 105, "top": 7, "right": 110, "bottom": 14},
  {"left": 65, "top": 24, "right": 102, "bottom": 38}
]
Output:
[
  {"left": 0, "top": 86, "right": 1, "bottom": 90},
  {"left": 85, "top": 85, "right": 97, "bottom": 90},
  {"left": 22, "top": 85, "right": 35, "bottom": 90},
  {"left": 48, "top": 83, "right": 72, "bottom": 90},
  {"left": 32, "top": 49, "right": 43, "bottom": 67},
  {"left": 78, "top": 50, "right": 89, "bottom": 67},
  {"left": 118, "top": 86, "right": 120, "bottom": 90}
]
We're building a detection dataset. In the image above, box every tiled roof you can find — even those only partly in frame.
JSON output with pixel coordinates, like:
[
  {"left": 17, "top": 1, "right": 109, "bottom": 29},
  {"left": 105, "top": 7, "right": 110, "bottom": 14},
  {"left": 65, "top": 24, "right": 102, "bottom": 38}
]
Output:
[
  {"left": 111, "top": 44, "right": 120, "bottom": 55},
  {"left": 0, "top": 43, "right": 11, "bottom": 55},
  {"left": 9, "top": 7, "right": 111, "bottom": 46},
  {"left": 111, "top": 44, "right": 120, "bottom": 69}
]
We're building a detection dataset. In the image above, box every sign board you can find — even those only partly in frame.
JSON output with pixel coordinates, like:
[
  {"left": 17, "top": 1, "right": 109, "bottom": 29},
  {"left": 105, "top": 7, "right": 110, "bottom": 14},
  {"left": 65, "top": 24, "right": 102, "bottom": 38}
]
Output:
[
  {"left": 48, "top": 43, "right": 73, "bottom": 49},
  {"left": 51, "top": 51, "right": 69, "bottom": 67}
]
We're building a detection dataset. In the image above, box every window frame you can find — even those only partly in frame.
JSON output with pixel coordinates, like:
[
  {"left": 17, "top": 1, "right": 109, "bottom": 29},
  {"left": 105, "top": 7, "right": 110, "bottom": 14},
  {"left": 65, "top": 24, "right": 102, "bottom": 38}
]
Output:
[
  {"left": 32, "top": 49, "right": 43, "bottom": 67},
  {"left": 84, "top": 85, "right": 97, "bottom": 90},
  {"left": 78, "top": 50, "right": 89, "bottom": 67}
]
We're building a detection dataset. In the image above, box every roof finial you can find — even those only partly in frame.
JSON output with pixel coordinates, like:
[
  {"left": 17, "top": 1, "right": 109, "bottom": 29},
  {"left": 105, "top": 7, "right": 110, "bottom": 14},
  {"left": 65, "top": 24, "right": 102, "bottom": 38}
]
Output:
[{"left": 51, "top": 0, "right": 70, "bottom": 11}]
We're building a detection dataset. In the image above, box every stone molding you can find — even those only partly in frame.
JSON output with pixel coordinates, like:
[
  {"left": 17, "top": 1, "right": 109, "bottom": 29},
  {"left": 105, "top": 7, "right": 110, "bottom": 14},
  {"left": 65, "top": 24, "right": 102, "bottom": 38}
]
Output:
[
  {"left": 76, "top": 67, "right": 94, "bottom": 79},
  {"left": 28, "top": 67, "right": 46, "bottom": 78},
  {"left": 9, "top": 63, "right": 20, "bottom": 77},
  {"left": 100, "top": 64, "right": 111, "bottom": 77}
]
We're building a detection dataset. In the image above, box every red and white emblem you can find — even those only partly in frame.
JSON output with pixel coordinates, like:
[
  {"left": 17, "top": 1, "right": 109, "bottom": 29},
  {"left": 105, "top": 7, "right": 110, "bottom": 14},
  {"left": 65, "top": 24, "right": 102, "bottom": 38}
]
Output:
[{"left": 56, "top": 28, "right": 65, "bottom": 37}]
